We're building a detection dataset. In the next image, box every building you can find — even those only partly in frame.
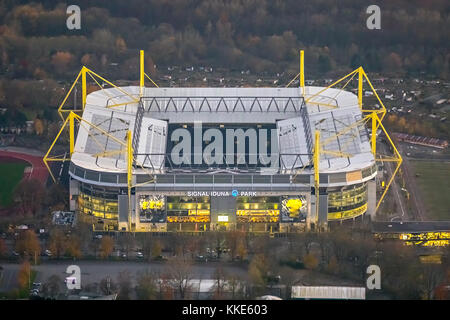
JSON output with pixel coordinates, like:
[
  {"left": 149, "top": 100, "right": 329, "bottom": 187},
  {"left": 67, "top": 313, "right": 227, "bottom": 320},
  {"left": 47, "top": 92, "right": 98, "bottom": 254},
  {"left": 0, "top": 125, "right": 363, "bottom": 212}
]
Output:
[
  {"left": 46, "top": 51, "right": 398, "bottom": 233},
  {"left": 291, "top": 286, "right": 366, "bottom": 300},
  {"left": 393, "top": 132, "right": 448, "bottom": 149}
]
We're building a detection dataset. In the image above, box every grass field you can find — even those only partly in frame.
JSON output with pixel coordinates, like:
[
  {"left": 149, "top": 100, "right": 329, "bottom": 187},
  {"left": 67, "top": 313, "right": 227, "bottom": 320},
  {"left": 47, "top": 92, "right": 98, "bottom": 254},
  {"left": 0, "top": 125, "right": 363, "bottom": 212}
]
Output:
[
  {"left": 411, "top": 161, "right": 450, "bottom": 220},
  {"left": 0, "top": 161, "right": 27, "bottom": 207}
]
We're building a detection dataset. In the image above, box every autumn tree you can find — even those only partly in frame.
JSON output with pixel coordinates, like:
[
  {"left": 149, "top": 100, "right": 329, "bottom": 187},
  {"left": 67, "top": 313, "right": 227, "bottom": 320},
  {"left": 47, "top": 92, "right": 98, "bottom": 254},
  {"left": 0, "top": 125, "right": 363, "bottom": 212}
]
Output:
[
  {"left": 15, "top": 229, "right": 41, "bottom": 259},
  {"left": 151, "top": 239, "right": 162, "bottom": 259},
  {"left": 248, "top": 253, "right": 269, "bottom": 288},
  {"left": 51, "top": 51, "right": 74, "bottom": 73},
  {"left": 115, "top": 37, "right": 127, "bottom": 53},
  {"left": 17, "top": 260, "right": 31, "bottom": 289},
  {"left": 65, "top": 235, "right": 82, "bottom": 260},
  {"left": 48, "top": 228, "right": 67, "bottom": 259},
  {"left": 33, "top": 117, "right": 45, "bottom": 135},
  {"left": 302, "top": 253, "right": 319, "bottom": 270},
  {"left": 100, "top": 236, "right": 114, "bottom": 259}
]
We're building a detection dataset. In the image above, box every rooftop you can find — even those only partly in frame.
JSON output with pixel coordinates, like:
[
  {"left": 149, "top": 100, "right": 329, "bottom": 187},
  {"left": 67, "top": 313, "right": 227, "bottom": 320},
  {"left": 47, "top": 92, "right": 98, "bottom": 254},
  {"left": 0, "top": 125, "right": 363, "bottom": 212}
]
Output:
[{"left": 71, "top": 85, "right": 375, "bottom": 177}]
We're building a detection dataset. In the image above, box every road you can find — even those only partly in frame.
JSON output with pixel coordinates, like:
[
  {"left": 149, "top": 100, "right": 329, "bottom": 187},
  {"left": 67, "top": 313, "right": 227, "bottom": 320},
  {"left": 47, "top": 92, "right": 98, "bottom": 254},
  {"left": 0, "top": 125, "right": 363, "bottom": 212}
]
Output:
[
  {"left": 396, "top": 143, "right": 426, "bottom": 220},
  {"left": 0, "top": 260, "right": 248, "bottom": 292},
  {"left": 379, "top": 141, "right": 408, "bottom": 221}
]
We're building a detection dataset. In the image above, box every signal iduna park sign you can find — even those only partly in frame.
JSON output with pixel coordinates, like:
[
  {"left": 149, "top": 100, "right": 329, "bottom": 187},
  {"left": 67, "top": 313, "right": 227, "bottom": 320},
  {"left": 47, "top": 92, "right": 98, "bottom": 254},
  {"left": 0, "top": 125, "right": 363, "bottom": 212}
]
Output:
[{"left": 187, "top": 190, "right": 257, "bottom": 197}]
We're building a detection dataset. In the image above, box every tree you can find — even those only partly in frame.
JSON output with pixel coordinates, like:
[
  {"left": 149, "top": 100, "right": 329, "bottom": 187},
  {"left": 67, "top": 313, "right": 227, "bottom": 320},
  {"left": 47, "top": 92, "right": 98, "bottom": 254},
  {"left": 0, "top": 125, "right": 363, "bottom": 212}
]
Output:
[
  {"left": 73, "top": 221, "right": 93, "bottom": 254},
  {"left": 65, "top": 235, "right": 82, "bottom": 259},
  {"left": 13, "top": 179, "right": 45, "bottom": 217},
  {"left": 42, "top": 275, "right": 61, "bottom": 299},
  {"left": 384, "top": 52, "right": 403, "bottom": 72},
  {"left": 225, "top": 231, "right": 247, "bottom": 261},
  {"left": 45, "top": 183, "right": 68, "bottom": 211},
  {"left": 248, "top": 254, "right": 269, "bottom": 288},
  {"left": 318, "top": 54, "right": 331, "bottom": 73},
  {"left": 51, "top": 51, "right": 74, "bottom": 73},
  {"left": 15, "top": 229, "right": 41, "bottom": 259},
  {"left": 99, "top": 236, "right": 114, "bottom": 259},
  {"left": 227, "top": 274, "right": 245, "bottom": 300},
  {"left": 0, "top": 238, "right": 7, "bottom": 258},
  {"left": 326, "top": 255, "right": 339, "bottom": 275},
  {"left": 135, "top": 271, "right": 158, "bottom": 300},
  {"left": 119, "top": 233, "right": 135, "bottom": 259},
  {"left": 115, "top": 37, "right": 127, "bottom": 53},
  {"left": 303, "top": 253, "right": 319, "bottom": 270},
  {"left": 211, "top": 266, "right": 227, "bottom": 299},
  {"left": 151, "top": 239, "right": 162, "bottom": 259},
  {"left": 420, "top": 264, "right": 445, "bottom": 300},
  {"left": 138, "top": 234, "right": 153, "bottom": 262},
  {"left": 117, "top": 270, "right": 132, "bottom": 300},
  {"left": 17, "top": 260, "right": 31, "bottom": 289},
  {"left": 167, "top": 257, "right": 193, "bottom": 299},
  {"left": 48, "top": 228, "right": 67, "bottom": 259},
  {"left": 33, "top": 117, "right": 45, "bottom": 135},
  {"left": 99, "top": 276, "right": 117, "bottom": 296}
]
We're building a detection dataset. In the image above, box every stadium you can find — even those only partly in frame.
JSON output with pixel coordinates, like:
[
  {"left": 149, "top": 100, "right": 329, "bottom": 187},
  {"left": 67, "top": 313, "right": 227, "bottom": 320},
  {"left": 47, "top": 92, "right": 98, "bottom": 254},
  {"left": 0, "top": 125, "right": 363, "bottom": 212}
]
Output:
[{"left": 45, "top": 50, "right": 401, "bottom": 233}]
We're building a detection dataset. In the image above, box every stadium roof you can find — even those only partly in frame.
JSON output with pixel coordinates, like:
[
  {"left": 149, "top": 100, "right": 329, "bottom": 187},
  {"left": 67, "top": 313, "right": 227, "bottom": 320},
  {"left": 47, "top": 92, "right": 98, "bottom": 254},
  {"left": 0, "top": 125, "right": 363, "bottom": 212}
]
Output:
[{"left": 72, "top": 86, "right": 375, "bottom": 176}]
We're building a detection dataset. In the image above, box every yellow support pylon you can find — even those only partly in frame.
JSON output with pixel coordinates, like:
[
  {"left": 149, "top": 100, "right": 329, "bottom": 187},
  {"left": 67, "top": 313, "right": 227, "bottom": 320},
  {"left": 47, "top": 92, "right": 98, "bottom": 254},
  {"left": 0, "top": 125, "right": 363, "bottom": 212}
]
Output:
[
  {"left": 82, "top": 66, "right": 87, "bottom": 110},
  {"left": 69, "top": 112, "right": 74, "bottom": 155},
  {"left": 358, "top": 67, "right": 363, "bottom": 109},
  {"left": 313, "top": 130, "right": 320, "bottom": 229},
  {"left": 140, "top": 50, "right": 144, "bottom": 97},
  {"left": 371, "top": 112, "right": 377, "bottom": 156},
  {"left": 300, "top": 50, "right": 305, "bottom": 95},
  {"left": 127, "top": 130, "right": 133, "bottom": 232}
]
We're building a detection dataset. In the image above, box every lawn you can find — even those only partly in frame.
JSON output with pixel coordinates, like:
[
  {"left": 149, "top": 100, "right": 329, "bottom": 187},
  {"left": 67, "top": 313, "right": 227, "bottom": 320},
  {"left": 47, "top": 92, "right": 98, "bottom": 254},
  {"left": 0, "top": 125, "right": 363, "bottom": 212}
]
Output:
[
  {"left": 411, "top": 161, "right": 450, "bottom": 220},
  {"left": 0, "top": 161, "right": 28, "bottom": 207}
]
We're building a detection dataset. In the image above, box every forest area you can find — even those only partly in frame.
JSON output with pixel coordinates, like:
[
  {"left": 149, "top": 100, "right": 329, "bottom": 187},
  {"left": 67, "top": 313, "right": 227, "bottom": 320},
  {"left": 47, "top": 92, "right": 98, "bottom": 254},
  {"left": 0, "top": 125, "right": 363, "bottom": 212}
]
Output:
[{"left": 0, "top": 0, "right": 449, "bottom": 129}]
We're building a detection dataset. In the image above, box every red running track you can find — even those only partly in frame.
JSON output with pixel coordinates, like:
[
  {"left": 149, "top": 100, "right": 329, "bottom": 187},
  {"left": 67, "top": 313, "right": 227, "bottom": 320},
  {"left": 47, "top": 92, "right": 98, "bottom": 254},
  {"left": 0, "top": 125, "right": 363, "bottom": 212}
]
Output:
[{"left": 0, "top": 151, "right": 48, "bottom": 185}]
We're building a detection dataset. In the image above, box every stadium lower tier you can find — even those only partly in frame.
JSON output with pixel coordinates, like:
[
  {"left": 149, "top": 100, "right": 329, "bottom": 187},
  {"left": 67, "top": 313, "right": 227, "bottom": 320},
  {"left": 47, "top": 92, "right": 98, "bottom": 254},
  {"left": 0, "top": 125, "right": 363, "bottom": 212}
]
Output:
[{"left": 74, "top": 181, "right": 370, "bottom": 232}]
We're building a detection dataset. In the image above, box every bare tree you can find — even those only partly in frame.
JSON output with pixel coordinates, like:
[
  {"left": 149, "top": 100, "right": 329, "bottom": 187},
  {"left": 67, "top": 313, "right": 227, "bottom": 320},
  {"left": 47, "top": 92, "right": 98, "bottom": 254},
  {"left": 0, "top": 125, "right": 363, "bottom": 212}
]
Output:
[
  {"left": 420, "top": 264, "right": 445, "bottom": 300},
  {"left": 117, "top": 270, "right": 132, "bottom": 300},
  {"left": 210, "top": 266, "right": 227, "bottom": 299},
  {"left": 135, "top": 270, "right": 158, "bottom": 300},
  {"left": 167, "top": 257, "right": 193, "bottom": 299},
  {"left": 42, "top": 275, "right": 62, "bottom": 299},
  {"left": 119, "top": 233, "right": 135, "bottom": 259},
  {"left": 99, "top": 276, "right": 117, "bottom": 296}
]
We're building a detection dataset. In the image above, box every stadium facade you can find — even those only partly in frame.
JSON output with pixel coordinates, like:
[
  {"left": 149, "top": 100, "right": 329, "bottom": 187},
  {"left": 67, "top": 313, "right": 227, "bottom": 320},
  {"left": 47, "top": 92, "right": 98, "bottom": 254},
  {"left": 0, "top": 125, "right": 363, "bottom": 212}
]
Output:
[{"left": 46, "top": 51, "right": 400, "bottom": 233}]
